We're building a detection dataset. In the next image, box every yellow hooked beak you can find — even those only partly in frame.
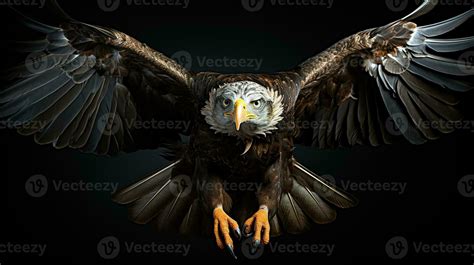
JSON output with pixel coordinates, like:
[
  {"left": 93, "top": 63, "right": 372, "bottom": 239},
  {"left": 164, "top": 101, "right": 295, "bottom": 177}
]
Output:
[{"left": 225, "top": 98, "right": 257, "bottom": 131}]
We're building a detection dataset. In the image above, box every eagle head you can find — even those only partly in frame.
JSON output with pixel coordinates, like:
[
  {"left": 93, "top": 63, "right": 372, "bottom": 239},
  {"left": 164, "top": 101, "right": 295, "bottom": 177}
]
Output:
[{"left": 201, "top": 81, "right": 284, "bottom": 138}]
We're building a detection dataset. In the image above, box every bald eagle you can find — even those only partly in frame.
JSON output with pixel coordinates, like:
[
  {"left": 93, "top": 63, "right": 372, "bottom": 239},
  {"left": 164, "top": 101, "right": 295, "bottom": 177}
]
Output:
[{"left": 2, "top": 0, "right": 473, "bottom": 259}]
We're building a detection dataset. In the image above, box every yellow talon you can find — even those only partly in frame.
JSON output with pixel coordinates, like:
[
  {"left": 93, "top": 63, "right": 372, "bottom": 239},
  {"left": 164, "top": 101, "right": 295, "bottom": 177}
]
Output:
[
  {"left": 213, "top": 207, "right": 241, "bottom": 258},
  {"left": 243, "top": 208, "right": 270, "bottom": 245}
]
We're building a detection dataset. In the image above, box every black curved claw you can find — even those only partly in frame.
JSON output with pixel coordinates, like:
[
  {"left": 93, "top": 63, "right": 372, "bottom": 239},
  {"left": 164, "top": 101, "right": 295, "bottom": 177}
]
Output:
[
  {"left": 233, "top": 227, "right": 242, "bottom": 240},
  {"left": 226, "top": 244, "right": 237, "bottom": 259},
  {"left": 251, "top": 240, "right": 260, "bottom": 253}
]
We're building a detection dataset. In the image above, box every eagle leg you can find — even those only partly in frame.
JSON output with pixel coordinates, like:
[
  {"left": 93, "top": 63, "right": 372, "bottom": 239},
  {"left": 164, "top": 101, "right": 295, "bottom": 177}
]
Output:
[
  {"left": 241, "top": 153, "right": 286, "bottom": 249},
  {"left": 213, "top": 207, "right": 241, "bottom": 259},
  {"left": 243, "top": 206, "right": 271, "bottom": 251}
]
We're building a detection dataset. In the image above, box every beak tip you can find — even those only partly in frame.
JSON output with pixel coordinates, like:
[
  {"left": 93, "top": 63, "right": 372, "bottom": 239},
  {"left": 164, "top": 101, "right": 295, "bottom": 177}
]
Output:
[{"left": 233, "top": 98, "right": 251, "bottom": 132}]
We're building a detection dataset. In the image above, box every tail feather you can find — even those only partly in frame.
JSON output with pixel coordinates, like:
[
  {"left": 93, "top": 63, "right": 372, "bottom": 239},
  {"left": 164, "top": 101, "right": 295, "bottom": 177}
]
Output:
[
  {"left": 290, "top": 179, "right": 337, "bottom": 224},
  {"left": 128, "top": 178, "right": 174, "bottom": 225},
  {"left": 292, "top": 161, "right": 358, "bottom": 209},
  {"left": 113, "top": 159, "right": 198, "bottom": 232},
  {"left": 269, "top": 215, "right": 283, "bottom": 237},
  {"left": 113, "top": 159, "right": 358, "bottom": 236},
  {"left": 274, "top": 159, "right": 358, "bottom": 234},
  {"left": 278, "top": 192, "right": 311, "bottom": 234},
  {"left": 112, "top": 160, "right": 180, "bottom": 204},
  {"left": 179, "top": 199, "right": 202, "bottom": 235},
  {"left": 155, "top": 186, "right": 194, "bottom": 233}
]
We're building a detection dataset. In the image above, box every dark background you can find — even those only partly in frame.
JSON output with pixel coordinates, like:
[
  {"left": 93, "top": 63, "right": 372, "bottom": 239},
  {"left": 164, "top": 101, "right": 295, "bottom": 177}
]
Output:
[{"left": 0, "top": 0, "right": 473, "bottom": 264}]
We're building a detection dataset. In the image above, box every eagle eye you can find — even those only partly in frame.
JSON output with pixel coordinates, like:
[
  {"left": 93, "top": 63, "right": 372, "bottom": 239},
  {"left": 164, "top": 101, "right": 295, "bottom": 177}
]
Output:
[
  {"left": 222, "top": 98, "right": 232, "bottom": 108},
  {"left": 251, "top": 99, "right": 263, "bottom": 108}
]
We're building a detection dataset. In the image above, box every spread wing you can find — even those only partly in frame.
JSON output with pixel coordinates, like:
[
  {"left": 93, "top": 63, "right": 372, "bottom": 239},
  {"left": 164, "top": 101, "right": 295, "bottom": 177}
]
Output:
[
  {"left": 293, "top": 0, "right": 474, "bottom": 148},
  {"left": 1, "top": 7, "right": 194, "bottom": 155}
]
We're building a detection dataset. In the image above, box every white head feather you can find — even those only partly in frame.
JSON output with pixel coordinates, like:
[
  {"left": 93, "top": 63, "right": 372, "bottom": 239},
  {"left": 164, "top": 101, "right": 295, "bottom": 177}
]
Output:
[{"left": 201, "top": 81, "right": 284, "bottom": 138}]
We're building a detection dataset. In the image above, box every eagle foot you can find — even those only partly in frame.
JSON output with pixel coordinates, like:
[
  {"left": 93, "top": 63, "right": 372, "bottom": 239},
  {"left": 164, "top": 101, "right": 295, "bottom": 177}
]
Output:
[
  {"left": 243, "top": 208, "right": 270, "bottom": 250},
  {"left": 213, "top": 207, "right": 241, "bottom": 259}
]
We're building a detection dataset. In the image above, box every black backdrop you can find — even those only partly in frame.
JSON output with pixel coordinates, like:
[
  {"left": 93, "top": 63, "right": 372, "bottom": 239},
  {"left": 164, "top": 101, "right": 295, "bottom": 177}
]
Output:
[{"left": 0, "top": 0, "right": 473, "bottom": 264}]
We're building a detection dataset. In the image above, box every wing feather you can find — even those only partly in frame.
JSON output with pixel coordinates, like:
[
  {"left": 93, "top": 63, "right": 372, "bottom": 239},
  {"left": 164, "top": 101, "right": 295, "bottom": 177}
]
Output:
[
  {"left": 294, "top": 1, "right": 473, "bottom": 148},
  {"left": 1, "top": 7, "right": 194, "bottom": 155}
]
